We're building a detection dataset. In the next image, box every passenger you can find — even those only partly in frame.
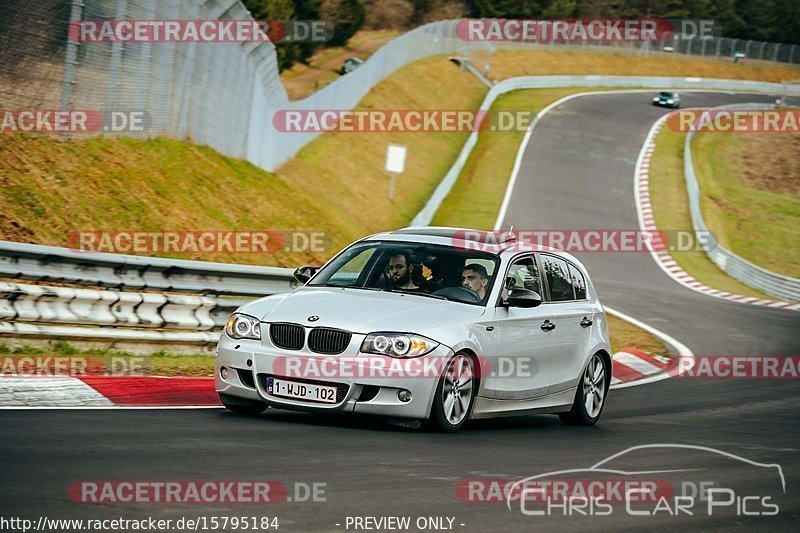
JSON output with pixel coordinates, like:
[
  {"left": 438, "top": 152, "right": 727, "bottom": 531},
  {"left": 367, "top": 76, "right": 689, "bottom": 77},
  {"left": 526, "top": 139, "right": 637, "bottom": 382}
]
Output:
[
  {"left": 462, "top": 263, "right": 489, "bottom": 300},
  {"left": 388, "top": 250, "right": 420, "bottom": 291}
]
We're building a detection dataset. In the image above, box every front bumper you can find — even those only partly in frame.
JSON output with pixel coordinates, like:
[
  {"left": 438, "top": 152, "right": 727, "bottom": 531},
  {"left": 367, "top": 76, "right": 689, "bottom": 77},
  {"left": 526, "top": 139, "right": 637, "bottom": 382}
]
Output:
[{"left": 215, "top": 332, "right": 453, "bottom": 420}]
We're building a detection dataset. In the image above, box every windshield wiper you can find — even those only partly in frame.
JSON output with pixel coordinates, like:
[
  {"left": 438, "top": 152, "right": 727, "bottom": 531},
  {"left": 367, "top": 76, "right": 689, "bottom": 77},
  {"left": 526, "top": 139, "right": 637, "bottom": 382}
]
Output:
[{"left": 393, "top": 290, "right": 448, "bottom": 301}]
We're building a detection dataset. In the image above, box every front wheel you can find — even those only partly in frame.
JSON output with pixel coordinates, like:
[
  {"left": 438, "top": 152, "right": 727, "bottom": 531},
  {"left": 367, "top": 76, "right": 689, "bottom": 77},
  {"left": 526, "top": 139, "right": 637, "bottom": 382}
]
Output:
[
  {"left": 426, "top": 353, "right": 477, "bottom": 432},
  {"left": 219, "top": 394, "right": 267, "bottom": 416},
  {"left": 559, "top": 353, "right": 609, "bottom": 426}
]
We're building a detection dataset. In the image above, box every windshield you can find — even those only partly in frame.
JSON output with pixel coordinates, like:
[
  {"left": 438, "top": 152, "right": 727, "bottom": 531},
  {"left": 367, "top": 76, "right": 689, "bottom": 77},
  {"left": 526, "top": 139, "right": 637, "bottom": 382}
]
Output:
[
  {"left": 309, "top": 240, "right": 500, "bottom": 305},
  {"left": 659, "top": 92, "right": 676, "bottom": 97}
]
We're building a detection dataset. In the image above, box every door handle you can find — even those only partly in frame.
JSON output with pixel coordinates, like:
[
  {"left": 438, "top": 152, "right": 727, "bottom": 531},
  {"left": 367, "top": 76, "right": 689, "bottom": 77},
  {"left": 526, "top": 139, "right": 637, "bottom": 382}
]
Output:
[
  {"left": 580, "top": 317, "right": 593, "bottom": 328},
  {"left": 540, "top": 320, "right": 556, "bottom": 332}
]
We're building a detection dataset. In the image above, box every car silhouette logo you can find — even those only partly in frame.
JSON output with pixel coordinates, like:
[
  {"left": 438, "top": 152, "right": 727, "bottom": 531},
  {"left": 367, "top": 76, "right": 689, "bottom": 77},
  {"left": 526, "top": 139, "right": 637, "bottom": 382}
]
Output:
[{"left": 307, "top": 315, "right": 319, "bottom": 322}]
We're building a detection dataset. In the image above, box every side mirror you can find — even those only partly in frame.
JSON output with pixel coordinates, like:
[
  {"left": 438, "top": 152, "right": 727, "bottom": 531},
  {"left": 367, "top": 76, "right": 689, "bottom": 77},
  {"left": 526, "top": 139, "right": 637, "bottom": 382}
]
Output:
[
  {"left": 505, "top": 288, "right": 542, "bottom": 308},
  {"left": 293, "top": 265, "right": 319, "bottom": 284}
]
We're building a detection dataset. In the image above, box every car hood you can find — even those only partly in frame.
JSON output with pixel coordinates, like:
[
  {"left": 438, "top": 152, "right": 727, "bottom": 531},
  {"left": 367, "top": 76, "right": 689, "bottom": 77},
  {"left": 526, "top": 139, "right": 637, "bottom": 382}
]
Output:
[{"left": 239, "top": 287, "right": 487, "bottom": 335}]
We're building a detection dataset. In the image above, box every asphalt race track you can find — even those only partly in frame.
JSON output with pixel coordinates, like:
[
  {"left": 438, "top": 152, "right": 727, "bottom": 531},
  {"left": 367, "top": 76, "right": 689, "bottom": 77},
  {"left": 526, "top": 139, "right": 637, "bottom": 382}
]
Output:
[{"left": 2, "top": 92, "right": 798, "bottom": 532}]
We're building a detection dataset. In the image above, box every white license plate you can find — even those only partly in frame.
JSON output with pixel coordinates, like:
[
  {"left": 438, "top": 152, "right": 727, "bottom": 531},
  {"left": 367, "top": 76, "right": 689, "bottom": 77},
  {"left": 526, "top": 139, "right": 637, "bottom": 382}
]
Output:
[{"left": 267, "top": 378, "right": 338, "bottom": 404}]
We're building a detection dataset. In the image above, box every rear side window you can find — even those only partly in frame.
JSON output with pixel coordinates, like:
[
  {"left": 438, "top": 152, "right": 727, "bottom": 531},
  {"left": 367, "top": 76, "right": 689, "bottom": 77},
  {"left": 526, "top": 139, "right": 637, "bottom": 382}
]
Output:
[
  {"left": 541, "top": 255, "right": 575, "bottom": 301},
  {"left": 567, "top": 263, "right": 588, "bottom": 300}
]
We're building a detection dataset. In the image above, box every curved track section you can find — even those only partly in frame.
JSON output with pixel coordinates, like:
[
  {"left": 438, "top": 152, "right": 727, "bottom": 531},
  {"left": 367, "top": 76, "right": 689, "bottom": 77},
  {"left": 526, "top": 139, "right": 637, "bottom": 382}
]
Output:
[{"left": 1, "top": 92, "right": 798, "bottom": 531}]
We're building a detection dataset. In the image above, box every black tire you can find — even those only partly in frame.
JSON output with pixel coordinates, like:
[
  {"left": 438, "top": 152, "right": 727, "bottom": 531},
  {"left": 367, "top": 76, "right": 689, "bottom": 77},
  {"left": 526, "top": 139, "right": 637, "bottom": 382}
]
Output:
[
  {"left": 559, "top": 353, "right": 609, "bottom": 426},
  {"left": 426, "top": 352, "right": 478, "bottom": 433},
  {"left": 219, "top": 394, "right": 267, "bottom": 416}
]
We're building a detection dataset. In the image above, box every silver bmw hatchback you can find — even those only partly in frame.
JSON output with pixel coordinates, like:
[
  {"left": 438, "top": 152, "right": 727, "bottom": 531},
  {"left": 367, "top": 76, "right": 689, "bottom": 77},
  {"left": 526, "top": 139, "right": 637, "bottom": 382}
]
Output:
[{"left": 215, "top": 227, "right": 612, "bottom": 432}]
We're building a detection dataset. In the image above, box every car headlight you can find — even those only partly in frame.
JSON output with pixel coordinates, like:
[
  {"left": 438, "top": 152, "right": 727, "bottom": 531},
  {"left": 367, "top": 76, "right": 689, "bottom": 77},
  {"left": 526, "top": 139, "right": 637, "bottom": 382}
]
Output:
[
  {"left": 666, "top": 99, "right": 674, "bottom": 104},
  {"left": 653, "top": 97, "right": 659, "bottom": 101},
  {"left": 224, "top": 313, "right": 261, "bottom": 340},
  {"left": 361, "top": 332, "right": 439, "bottom": 358}
]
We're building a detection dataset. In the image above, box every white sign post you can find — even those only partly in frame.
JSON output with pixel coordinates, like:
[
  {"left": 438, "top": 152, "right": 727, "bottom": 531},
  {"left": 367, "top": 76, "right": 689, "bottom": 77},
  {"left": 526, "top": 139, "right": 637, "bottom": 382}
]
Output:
[{"left": 385, "top": 144, "right": 407, "bottom": 201}]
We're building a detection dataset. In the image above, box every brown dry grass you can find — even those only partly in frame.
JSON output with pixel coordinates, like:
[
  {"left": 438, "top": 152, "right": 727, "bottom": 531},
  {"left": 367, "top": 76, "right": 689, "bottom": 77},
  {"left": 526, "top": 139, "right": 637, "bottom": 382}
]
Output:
[
  {"left": 608, "top": 314, "right": 669, "bottom": 357},
  {"left": 489, "top": 49, "right": 799, "bottom": 82},
  {"left": 734, "top": 133, "right": 800, "bottom": 194}
]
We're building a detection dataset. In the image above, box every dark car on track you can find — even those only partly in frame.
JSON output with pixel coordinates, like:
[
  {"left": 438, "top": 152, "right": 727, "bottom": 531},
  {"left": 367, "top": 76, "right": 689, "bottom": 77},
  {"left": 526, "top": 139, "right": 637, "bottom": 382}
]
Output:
[
  {"left": 652, "top": 91, "right": 681, "bottom": 108},
  {"left": 339, "top": 57, "right": 364, "bottom": 75}
]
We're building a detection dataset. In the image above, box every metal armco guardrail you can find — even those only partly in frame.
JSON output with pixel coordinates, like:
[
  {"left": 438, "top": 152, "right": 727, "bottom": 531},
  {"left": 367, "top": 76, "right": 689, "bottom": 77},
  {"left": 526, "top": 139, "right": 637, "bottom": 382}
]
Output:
[
  {"left": 684, "top": 104, "right": 800, "bottom": 302},
  {"left": 0, "top": 240, "right": 296, "bottom": 297},
  {"left": 0, "top": 240, "right": 296, "bottom": 345}
]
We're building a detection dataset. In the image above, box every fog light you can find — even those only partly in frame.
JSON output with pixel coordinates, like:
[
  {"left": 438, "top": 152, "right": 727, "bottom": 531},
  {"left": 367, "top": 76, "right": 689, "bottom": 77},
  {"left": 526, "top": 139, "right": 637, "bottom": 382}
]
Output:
[
  {"left": 397, "top": 390, "right": 412, "bottom": 403},
  {"left": 220, "top": 367, "right": 229, "bottom": 379}
]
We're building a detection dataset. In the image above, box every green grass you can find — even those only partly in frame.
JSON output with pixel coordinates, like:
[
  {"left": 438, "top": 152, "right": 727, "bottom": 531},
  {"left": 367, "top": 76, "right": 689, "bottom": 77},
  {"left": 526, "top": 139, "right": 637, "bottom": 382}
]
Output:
[
  {"left": 692, "top": 133, "right": 800, "bottom": 278},
  {"left": 648, "top": 128, "right": 778, "bottom": 299}
]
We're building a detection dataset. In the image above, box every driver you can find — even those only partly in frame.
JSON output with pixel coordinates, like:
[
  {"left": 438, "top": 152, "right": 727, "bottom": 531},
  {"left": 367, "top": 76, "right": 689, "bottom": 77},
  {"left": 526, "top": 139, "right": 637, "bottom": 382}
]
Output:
[
  {"left": 462, "top": 263, "right": 489, "bottom": 300},
  {"left": 388, "top": 250, "right": 421, "bottom": 291}
]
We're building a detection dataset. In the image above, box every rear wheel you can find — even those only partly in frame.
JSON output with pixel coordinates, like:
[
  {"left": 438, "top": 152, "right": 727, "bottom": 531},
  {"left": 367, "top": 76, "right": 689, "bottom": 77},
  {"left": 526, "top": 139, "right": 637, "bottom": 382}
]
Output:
[
  {"left": 427, "top": 353, "right": 477, "bottom": 432},
  {"left": 559, "top": 353, "right": 609, "bottom": 426},
  {"left": 219, "top": 394, "right": 267, "bottom": 416}
]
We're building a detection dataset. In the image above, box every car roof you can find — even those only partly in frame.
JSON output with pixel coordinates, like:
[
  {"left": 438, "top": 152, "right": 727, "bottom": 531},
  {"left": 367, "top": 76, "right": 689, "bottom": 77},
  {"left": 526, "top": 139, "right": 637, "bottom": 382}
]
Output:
[{"left": 362, "top": 227, "right": 586, "bottom": 267}]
